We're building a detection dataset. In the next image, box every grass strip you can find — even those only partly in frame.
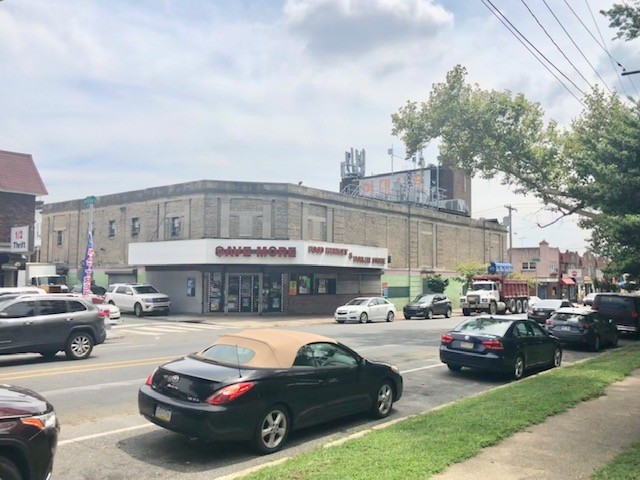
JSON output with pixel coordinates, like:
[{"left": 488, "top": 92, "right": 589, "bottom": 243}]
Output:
[
  {"left": 591, "top": 440, "right": 640, "bottom": 480},
  {"left": 244, "top": 344, "right": 640, "bottom": 480}
]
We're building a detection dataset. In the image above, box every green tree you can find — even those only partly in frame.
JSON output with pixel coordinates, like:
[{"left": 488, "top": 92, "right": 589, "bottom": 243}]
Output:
[
  {"left": 453, "top": 261, "right": 487, "bottom": 291},
  {"left": 601, "top": 1, "right": 640, "bottom": 41},
  {"left": 423, "top": 273, "right": 449, "bottom": 293},
  {"left": 391, "top": 66, "right": 640, "bottom": 277}
]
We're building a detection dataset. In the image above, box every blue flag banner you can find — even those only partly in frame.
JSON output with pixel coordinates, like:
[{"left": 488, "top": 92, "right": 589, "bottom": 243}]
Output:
[{"left": 81, "top": 232, "right": 95, "bottom": 295}]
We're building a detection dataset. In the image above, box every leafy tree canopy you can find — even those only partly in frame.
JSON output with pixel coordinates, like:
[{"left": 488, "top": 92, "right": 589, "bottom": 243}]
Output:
[
  {"left": 423, "top": 273, "right": 449, "bottom": 293},
  {"left": 601, "top": 1, "right": 640, "bottom": 41},
  {"left": 453, "top": 261, "right": 488, "bottom": 289},
  {"left": 391, "top": 65, "right": 640, "bottom": 277}
]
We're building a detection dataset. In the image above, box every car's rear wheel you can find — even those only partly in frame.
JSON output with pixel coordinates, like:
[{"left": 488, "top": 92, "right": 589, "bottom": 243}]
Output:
[
  {"left": 447, "top": 364, "right": 462, "bottom": 372},
  {"left": 0, "top": 456, "right": 21, "bottom": 480},
  {"left": 359, "top": 312, "right": 368, "bottom": 323},
  {"left": 370, "top": 381, "right": 394, "bottom": 419},
  {"left": 522, "top": 300, "right": 528, "bottom": 312},
  {"left": 253, "top": 405, "right": 290, "bottom": 455},
  {"left": 404, "top": 314, "right": 411, "bottom": 319},
  {"left": 513, "top": 354, "right": 525, "bottom": 380},
  {"left": 65, "top": 332, "right": 94, "bottom": 360},
  {"left": 445, "top": 307, "right": 452, "bottom": 318},
  {"left": 508, "top": 299, "right": 516, "bottom": 313},
  {"left": 552, "top": 348, "right": 562, "bottom": 367},
  {"left": 134, "top": 303, "right": 144, "bottom": 317},
  {"left": 386, "top": 311, "right": 394, "bottom": 322},
  {"left": 591, "top": 335, "right": 601, "bottom": 352}
]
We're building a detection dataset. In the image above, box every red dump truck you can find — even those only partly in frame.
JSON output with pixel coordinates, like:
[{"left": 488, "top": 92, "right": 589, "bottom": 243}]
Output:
[{"left": 459, "top": 263, "right": 529, "bottom": 316}]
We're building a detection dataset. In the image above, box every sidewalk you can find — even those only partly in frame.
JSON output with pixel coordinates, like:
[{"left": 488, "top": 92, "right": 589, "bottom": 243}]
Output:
[{"left": 431, "top": 369, "right": 640, "bottom": 480}]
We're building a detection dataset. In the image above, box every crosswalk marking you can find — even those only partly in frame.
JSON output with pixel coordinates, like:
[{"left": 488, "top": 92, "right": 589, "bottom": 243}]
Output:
[{"left": 112, "top": 322, "right": 226, "bottom": 337}]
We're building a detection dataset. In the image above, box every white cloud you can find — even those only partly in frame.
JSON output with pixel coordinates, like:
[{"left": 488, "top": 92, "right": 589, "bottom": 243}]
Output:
[{"left": 0, "top": 0, "right": 637, "bottom": 255}]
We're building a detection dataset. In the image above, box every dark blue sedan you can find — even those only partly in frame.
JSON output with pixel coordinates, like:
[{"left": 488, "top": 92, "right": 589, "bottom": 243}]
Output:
[{"left": 440, "top": 316, "right": 562, "bottom": 379}]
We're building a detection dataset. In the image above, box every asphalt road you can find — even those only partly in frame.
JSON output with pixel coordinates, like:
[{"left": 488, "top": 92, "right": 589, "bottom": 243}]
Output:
[{"left": 0, "top": 314, "right": 630, "bottom": 480}]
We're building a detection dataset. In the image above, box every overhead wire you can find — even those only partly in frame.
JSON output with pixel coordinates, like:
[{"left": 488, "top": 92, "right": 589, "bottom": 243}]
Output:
[
  {"left": 584, "top": 0, "right": 639, "bottom": 98},
  {"left": 480, "top": 0, "right": 586, "bottom": 107},
  {"left": 521, "top": 0, "right": 595, "bottom": 92},
  {"left": 541, "top": 0, "right": 614, "bottom": 94}
]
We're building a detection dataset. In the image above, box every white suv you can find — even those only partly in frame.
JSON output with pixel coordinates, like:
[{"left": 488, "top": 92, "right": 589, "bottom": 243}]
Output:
[{"left": 104, "top": 283, "right": 170, "bottom": 317}]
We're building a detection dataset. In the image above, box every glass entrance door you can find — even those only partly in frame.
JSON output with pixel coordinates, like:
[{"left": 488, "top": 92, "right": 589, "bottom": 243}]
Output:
[{"left": 228, "top": 274, "right": 259, "bottom": 313}]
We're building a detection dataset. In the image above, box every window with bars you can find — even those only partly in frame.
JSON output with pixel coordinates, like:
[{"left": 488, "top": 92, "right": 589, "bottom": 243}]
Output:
[
  {"left": 108, "top": 220, "right": 116, "bottom": 238},
  {"left": 166, "top": 216, "right": 181, "bottom": 238}
]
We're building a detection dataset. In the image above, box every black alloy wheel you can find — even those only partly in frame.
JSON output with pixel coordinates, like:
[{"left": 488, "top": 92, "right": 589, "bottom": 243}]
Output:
[{"left": 253, "top": 405, "right": 290, "bottom": 455}]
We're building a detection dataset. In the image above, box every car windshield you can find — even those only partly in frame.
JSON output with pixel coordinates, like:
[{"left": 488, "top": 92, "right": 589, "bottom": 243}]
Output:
[
  {"left": 346, "top": 298, "right": 369, "bottom": 306},
  {"left": 535, "top": 299, "right": 563, "bottom": 308},
  {"left": 453, "top": 317, "right": 511, "bottom": 336},
  {"left": 133, "top": 285, "right": 159, "bottom": 294},
  {"left": 472, "top": 283, "right": 493, "bottom": 291},
  {"left": 552, "top": 313, "right": 587, "bottom": 323},
  {"left": 414, "top": 295, "right": 435, "bottom": 303}
]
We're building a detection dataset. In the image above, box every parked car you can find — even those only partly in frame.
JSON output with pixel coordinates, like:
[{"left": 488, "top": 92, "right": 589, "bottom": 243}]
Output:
[
  {"left": 582, "top": 292, "right": 597, "bottom": 306},
  {"left": 440, "top": 316, "right": 562, "bottom": 379},
  {"left": 67, "top": 290, "right": 122, "bottom": 325},
  {"left": 139, "top": 328, "right": 403, "bottom": 454},
  {"left": 591, "top": 293, "right": 640, "bottom": 334},
  {"left": 0, "top": 287, "right": 45, "bottom": 298},
  {"left": 71, "top": 284, "right": 107, "bottom": 296},
  {"left": 527, "top": 299, "right": 573, "bottom": 324},
  {"left": 334, "top": 297, "right": 396, "bottom": 323},
  {"left": 403, "top": 294, "right": 452, "bottom": 319},
  {"left": 528, "top": 296, "right": 542, "bottom": 307},
  {"left": 104, "top": 283, "right": 170, "bottom": 317},
  {"left": 0, "top": 294, "right": 107, "bottom": 360},
  {"left": 544, "top": 307, "right": 618, "bottom": 351},
  {"left": 0, "top": 384, "right": 60, "bottom": 480}
]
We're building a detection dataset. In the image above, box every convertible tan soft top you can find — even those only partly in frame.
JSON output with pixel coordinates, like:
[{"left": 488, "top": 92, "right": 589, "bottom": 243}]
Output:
[{"left": 202, "top": 328, "right": 338, "bottom": 368}]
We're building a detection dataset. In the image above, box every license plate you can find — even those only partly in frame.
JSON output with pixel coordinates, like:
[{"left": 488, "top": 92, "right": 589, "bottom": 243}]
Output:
[
  {"left": 155, "top": 405, "right": 172, "bottom": 422},
  {"left": 562, "top": 326, "right": 571, "bottom": 331},
  {"left": 459, "top": 341, "right": 474, "bottom": 349}
]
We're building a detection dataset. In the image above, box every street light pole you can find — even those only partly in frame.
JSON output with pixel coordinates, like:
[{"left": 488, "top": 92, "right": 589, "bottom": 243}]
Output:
[{"left": 505, "top": 205, "right": 517, "bottom": 264}]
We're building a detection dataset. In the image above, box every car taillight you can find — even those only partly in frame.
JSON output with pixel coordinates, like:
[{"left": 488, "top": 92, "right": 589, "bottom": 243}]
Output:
[
  {"left": 633, "top": 311, "right": 638, "bottom": 318},
  {"left": 98, "top": 309, "right": 109, "bottom": 318},
  {"left": 441, "top": 334, "right": 453, "bottom": 344},
  {"left": 545, "top": 319, "right": 553, "bottom": 325},
  {"left": 205, "top": 382, "right": 254, "bottom": 405},
  {"left": 145, "top": 368, "right": 158, "bottom": 386},
  {"left": 482, "top": 340, "right": 503, "bottom": 350}
]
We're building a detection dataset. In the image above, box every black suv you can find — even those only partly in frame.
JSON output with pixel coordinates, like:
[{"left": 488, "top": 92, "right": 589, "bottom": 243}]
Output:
[
  {"left": 592, "top": 293, "right": 640, "bottom": 334},
  {"left": 0, "top": 384, "right": 59, "bottom": 480},
  {"left": 403, "top": 294, "right": 452, "bottom": 319},
  {"left": 0, "top": 294, "right": 107, "bottom": 360}
]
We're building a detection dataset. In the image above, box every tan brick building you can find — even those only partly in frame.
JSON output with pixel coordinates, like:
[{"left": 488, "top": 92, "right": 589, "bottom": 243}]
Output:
[{"left": 41, "top": 180, "right": 507, "bottom": 315}]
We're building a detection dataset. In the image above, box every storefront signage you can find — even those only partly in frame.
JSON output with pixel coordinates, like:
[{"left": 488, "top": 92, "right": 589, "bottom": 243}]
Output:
[
  {"left": 10, "top": 226, "right": 29, "bottom": 253},
  {"left": 215, "top": 246, "right": 297, "bottom": 258},
  {"left": 308, "top": 244, "right": 386, "bottom": 266},
  {"left": 130, "top": 239, "right": 388, "bottom": 270}
]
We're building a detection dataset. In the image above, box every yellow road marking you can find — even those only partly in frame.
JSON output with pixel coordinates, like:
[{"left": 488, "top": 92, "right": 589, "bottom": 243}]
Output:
[{"left": 0, "top": 355, "right": 180, "bottom": 381}]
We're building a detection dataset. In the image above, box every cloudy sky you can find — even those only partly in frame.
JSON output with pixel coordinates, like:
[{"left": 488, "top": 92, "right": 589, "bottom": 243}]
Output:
[{"left": 1, "top": 0, "right": 638, "bottom": 254}]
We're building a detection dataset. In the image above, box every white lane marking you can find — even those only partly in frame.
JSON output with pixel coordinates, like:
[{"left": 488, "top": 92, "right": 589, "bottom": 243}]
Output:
[
  {"left": 112, "top": 330, "right": 161, "bottom": 336},
  {"left": 40, "top": 378, "right": 146, "bottom": 396},
  {"left": 401, "top": 364, "right": 446, "bottom": 373},
  {"left": 58, "top": 424, "right": 154, "bottom": 446}
]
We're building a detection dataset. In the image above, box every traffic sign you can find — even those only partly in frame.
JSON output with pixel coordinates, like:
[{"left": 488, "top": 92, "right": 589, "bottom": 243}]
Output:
[{"left": 83, "top": 196, "right": 97, "bottom": 205}]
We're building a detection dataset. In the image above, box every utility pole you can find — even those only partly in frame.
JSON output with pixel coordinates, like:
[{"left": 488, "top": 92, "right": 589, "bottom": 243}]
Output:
[{"left": 505, "top": 204, "right": 517, "bottom": 264}]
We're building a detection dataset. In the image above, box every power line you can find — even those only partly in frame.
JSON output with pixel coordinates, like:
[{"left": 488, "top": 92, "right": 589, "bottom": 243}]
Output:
[
  {"left": 541, "top": 0, "right": 613, "bottom": 94},
  {"left": 480, "top": 0, "right": 586, "bottom": 107},
  {"left": 521, "top": 0, "right": 594, "bottom": 91}
]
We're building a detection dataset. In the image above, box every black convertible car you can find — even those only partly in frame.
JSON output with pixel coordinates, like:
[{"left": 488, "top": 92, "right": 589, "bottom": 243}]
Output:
[{"left": 139, "top": 329, "right": 403, "bottom": 454}]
